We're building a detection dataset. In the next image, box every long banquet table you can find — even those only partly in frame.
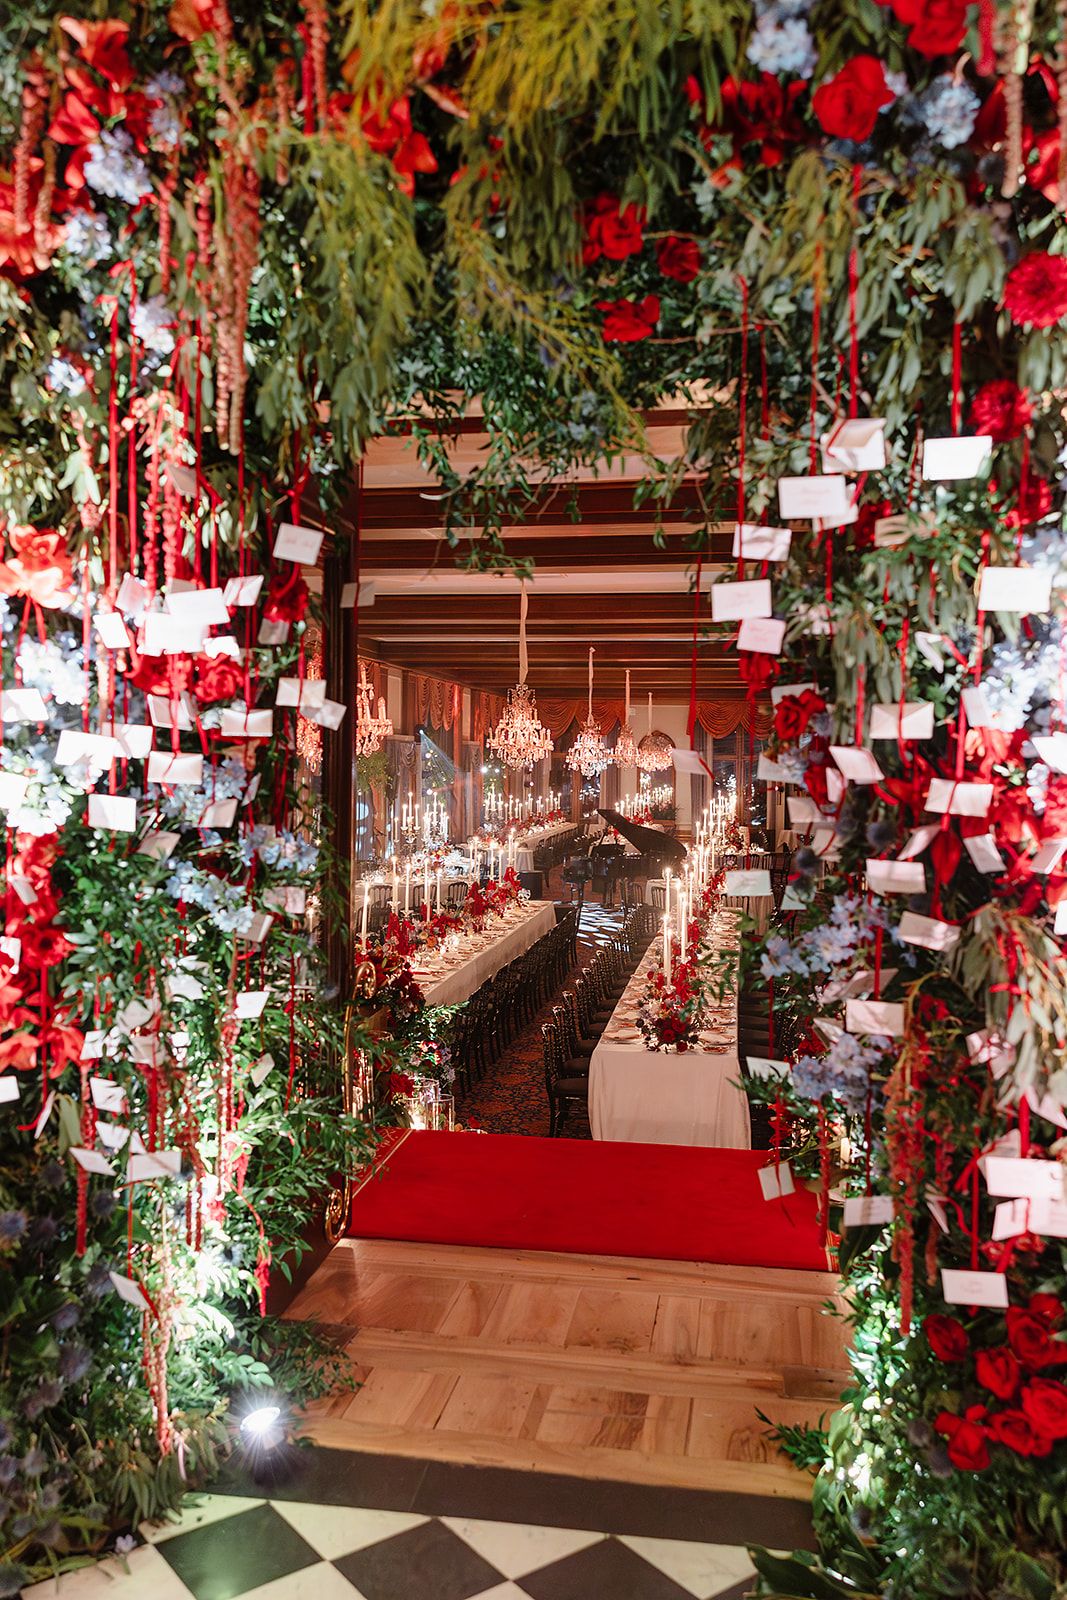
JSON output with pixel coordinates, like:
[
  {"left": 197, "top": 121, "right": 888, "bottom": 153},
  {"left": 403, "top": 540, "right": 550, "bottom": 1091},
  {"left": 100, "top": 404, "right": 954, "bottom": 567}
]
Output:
[
  {"left": 412, "top": 899, "right": 557, "bottom": 1007},
  {"left": 588, "top": 910, "right": 751, "bottom": 1148},
  {"left": 513, "top": 821, "right": 577, "bottom": 873}
]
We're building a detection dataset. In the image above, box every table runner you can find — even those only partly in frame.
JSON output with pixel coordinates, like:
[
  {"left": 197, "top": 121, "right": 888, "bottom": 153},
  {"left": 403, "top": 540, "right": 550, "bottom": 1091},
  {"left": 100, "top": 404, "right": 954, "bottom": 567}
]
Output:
[{"left": 414, "top": 900, "right": 558, "bottom": 1008}]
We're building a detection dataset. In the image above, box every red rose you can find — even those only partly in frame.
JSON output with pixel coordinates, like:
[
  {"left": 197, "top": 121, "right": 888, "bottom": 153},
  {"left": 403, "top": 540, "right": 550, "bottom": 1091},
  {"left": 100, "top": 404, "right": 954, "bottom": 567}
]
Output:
[
  {"left": 582, "top": 194, "right": 645, "bottom": 265},
  {"left": 737, "top": 651, "right": 778, "bottom": 692},
  {"left": 1007, "top": 1307, "right": 1063, "bottom": 1369},
  {"left": 901, "top": 0, "right": 968, "bottom": 56},
  {"left": 1029, "top": 1294, "right": 1064, "bottom": 1327},
  {"left": 716, "top": 74, "right": 807, "bottom": 167},
  {"left": 19, "top": 925, "right": 74, "bottom": 970},
  {"left": 595, "top": 295, "right": 660, "bottom": 343},
  {"left": 774, "top": 688, "right": 826, "bottom": 744},
  {"left": 1004, "top": 253, "right": 1067, "bottom": 329},
  {"left": 975, "top": 1346, "right": 1020, "bottom": 1400},
  {"left": 656, "top": 236, "right": 701, "bottom": 283},
  {"left": 126, "top": 651, "right": 193, "bottom": 697},
  {"left": 970, "top": 380, "right": 1032, "bottom": 442},
  {"left": 812, "top": 57, "right": 894, "bottom": 143},
  {"left": 0, "top": 526, "right": 73, "bottom": 608},
  {"left": 193, "top": 654, "right": 246, "bottom": 705},
  {"left": 263, "top": 567, "right": 309, "bottom": 624},
  {"left": 1021, "top": 1377, "right": 1067, "bottom": 1439},
  {"left": 987, "top": 1408, "right": 1053, "bottom": 1456},
  {"left": 58, "top": 16, "right": 135, "bottom": 90},
  {"left": 935, "top": 1408, "right": 990, "bottom": 1471},
  {"left": 924, "top": 1313, "right": 969, "bottom": 1362}
]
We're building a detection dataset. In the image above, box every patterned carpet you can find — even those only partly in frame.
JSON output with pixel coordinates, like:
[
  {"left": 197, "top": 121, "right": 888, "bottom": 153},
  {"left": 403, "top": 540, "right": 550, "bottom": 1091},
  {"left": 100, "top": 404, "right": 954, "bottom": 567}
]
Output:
[{"left": 459, "top": 884, "right": 628, "bottom": 1141}]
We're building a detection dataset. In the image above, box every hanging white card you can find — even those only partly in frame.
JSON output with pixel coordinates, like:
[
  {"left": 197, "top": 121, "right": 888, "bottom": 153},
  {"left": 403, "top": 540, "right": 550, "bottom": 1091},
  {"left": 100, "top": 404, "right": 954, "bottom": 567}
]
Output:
[
  {"left": 1032, "top": 733, "right": 1067, "bottom": 774},
  {"left": 984, "top": 1156, "right": 1064, "bottom": 1201},
  {"left": 165, "top": 586, "right": 229, "bottom": 626},
  {"left": 201, "top": 799, "right": 238, "bottom": 829},
  {"left": 205, "top": 636, "right": 241, "bottom": 660},
  {"left": 1032, "top": 838, "right": 1067, "bottom": 874},
  {"left": 924, "top": 779, "right": 993, "bottom": 817},
  {"left": 964, "top": 833, "right": 1005, "bottom": 873},
  {"left": 940, "top": 1268, "right": 1009, "bottom": 1308},
  {"left": 96, "top": 1121, "right": 130, "bottom": 1152},
  {"left": 757, "top": 754, "right": 789, "bottom": 782},
  {"left": 90, "top": 1076, "right": 126, "bottom": 1113},
  {"left": 9, "top": 876, "right": 36, "bottom": 906},
  {"left": 777, "top": 475, "right": 851, "bottom": 521},
  {"left": 127, "top": 1149, "right": 182, "bottom": 1183},
  {"left": 732, "top": 524, "right": 792, "bottom": 561},
  {"left": 843, "top": 1195, "right": 895, "bottom": 1228},
  {"left": 80, "top": 1030, "right": 105, "bottom": 1061},
  {"left": 724, "top": 869, "right": 772, "bottom": 897},
  {"left": 111, "top": 723, "right": 154, "bottom": 759},
  {"left": 302, "top": 698, "right": 346, "bottom": 729},
  {"left": 87, "top": 793, "right": 137, "bottom": 833},
  {"left": 276, "top": 677, "right": 327, "bottom": 709},
  {"left": 141, "top": 613, "right": 208, "bottom": 656},
  {"left": 273, "top": 522, "right": 324, "bottom": 563},
  {"left": 1026, "top": 1088, "right": 1067, "bottom": 1131},
  {"left": 146, "top": 693, "right": 195, "bottom": 731},
  {"left": 1, "top": 688, "right": 48, "bottom": 722},
  {"left": 70, "top": 1146, "right": 115, "bottom": 1176},
  {"left": 0, "top": 773, "right": 30, "bottom": 812},
  {"left": 921, "top": 435, "right": 992, "bottom": 480},
  {"left": 759, "top": 1161, "right": 795, "bottom": 1201},
  {"left": 746, "top": 1056, "right": 790, "bottom": 1081},
  {"left": 108, "top": 1271, "right": 151, "bottom": 1312},
  {"left": 869, "top": 702, "right": 934, "bottom": 741},
  {"left": 220, "top": 708, "right": 273, "bottom": 738},
  {"left": 977, "top": 566, "right": 1052, "bottom": 614},
  {"left": 771, "top": 681, "right": 816, "bottom": 704},
  {"left": 873, "top": 510, "right": 938, "bottom": 548},
  {"left": 223, "top": 575, "right": 264, "bottom": 607},
  {"left": 56, "top": 730, "right": 121, "bottom": 768},
  {"left": 235, "top": 989, "right": 270, "bottom": 1020},
  {"left": 820, "top": 418, "right": 887, "bottom": 473},
  {"left": 845, "top": 998, "right": 905, "bottom": 1036},
  {"left": 897, "top": 911, "right": 960, "bottom": 950},
  {"left": 829, "top": 747, "right": 884, "bottom": 784},
  {"left": 249, "top": 1052, "right": 274, "bottom": 1087},
  {"left": 710, "top": 579, "right": 772, "bottom": 622},
  {"left": 115, "top": 573, "right": 149, "bottom": 616},
  {"left": 0, "top": 1075, "right": 19, "bottom": 1103},
  {"left": 866, "top": 859, "right": 925, "bottom": 895},
  {"left": 899, "top": 824, "right": 940, "bottom": 860},
  {"left": 237, "top": 912, "right": 274, "bottom": 944},
  {"left": 265, "top": 886, "right": 307, "bottom": 915},
  {"left": 340, "top": 582, "right": 358, "bottom": 609},
  {"left": 736, "top": 617, "right": 786, "bottom": 654},
  {"left": 137, "top": 830, "right": 181, "bottom": 860},
  {"left": 258, "top": 619, "right": 290, "bottom": 646},
  {"left": 787, "top": 796, "right": 824, "bottom": 826},
  {"left": 914, "top": 632, "right": 945, "bottom": 673},
  {"left": 961, "top": 686, "right": 996, "bottom": 729},
  {"left": 147, "top": 752, "right": 203, "bottom": 786}
]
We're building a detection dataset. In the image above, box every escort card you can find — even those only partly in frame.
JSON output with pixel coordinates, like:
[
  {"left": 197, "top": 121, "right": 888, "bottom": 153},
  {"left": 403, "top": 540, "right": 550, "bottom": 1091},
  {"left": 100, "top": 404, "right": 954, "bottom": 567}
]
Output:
[
  {"left": 111, "top": 723, "right": 154, "bottom": 759},
  {"left": 671, "top": 748, "right": 706, "bottom": 775},
  {"left": 900, "top": 824, "right": 940, "bottom": 859},
  {"left": 866, "top": 858, "right": 925, "bottom": 894},
  {"left": 249, "top": 1052, "right": 274, "bottom": 1087},
  {"left": 992, "top": 1198, "right": 1033, "bottom": 1241},
  {"left": 237, "top": 911, "right": 274, "bottom": 944},
  {"left": 265, "top": 886, "right": 306, "bottom": 916},
  {"left": 137, "top": 830, "right": 180, "bottom": 860},
  {"left": 56, "top": 730, "right": 120, "bottom": 768},
  {"left": 746, "top": 1056, "right": 790, "bottom": 1081},
  {"left": 340, "top": 582, "right": 358, "bottom": 609},
  {"left": 984, "top": 1156, "right": 1064, "bottom": 1200},
  {"left": 90, "top": 1076, "right": 126, "bottom": 1113},
  {"left": 141, "top": 613, "right": 208, "bottom": 656},
  {"left": 845, "top": 998, "right": 905, "bottom": 1036},
  {"left": 70, "top": 1146, "right": 114, "bottom": 1176},
  {"left": 1026, "top": 1088, "right": 1067, "bottom": 1131},
  {"left": 771, "top": 681, "right": 816, "bottom": 703},
  {"left": 964, "top": 833, "right": 1005, "bottom": 873},
  {"left": 977, "top": 565, "right": 1053, "bottom": 614},
  {"left": 724, "top": 869, "right": 772, "bottom": 897},
  {"left": 941, "top": 1268, "right": 1009, "bottom": 1307},
  {"left": 223, "top": 575, "right": 264, "bottom": 607},
  {"left": 777, "top": 474, "right": 851, "bottom": 521},
  {"left": 272, "top": 521, "right": 324, "bottom": 563},
  {"left": 829, "top": 746, "right": 884, "bottom": 784},
  {"left": 1, "top": 687, "right": 48, "bottom": 722},
  {"left": 737, "top": 616, "right": 786, "bottom": 654},
  {"left": 843, "top": 1195, "right": 895, "bottom": 1228},
  {"left": 710, "top": 578, "right": 772, "bottom": 622},
  {"left": 787, "top": 796, "right": 824, "bottom": 825},
  {"left": 924, "top": 779, "right": 993, "bottom": 816},
  {"left": 235, "top": 989, "right": 269, "bottom": 1020},
  {"left": 303, "top": 698, "right": 346, "bottom": 729},
  {"left": 96, "top": 1122, "right": 129, "bottom": 1152},
  {"left": 1032, "top": 733, "right": 1067, "bottom": 773},
  {"left": 922, "top": 434, "right": 992, "bottom": 480},
  {"left": 87, "top": 794, "right": 136, "bottom": 833},
  {"left": 201, "top": 799, "right": 238, "bottom": 829},
  {"left": 127, "top": 1149, "right": 182, "bottom": 1183},
  {"left": 914, "top": 631, "right": 945, "bottom": 672},
  {"left": 258, "top": 619, "right": 290, "bottom": 646},
  {"left": 165, "top": 461, "right": 197, "bottom": 497},
  {"left": 898, "top": 911, "right": 960, "bottom": 950},
  {"left": 873, "top": 510, "right": 938, "bottom": 548},
  {"left": 166, "top": 586, "right": 229, "bottom": 625},
  {"left": 205, "top": 636, "right": 241, "bottom": 660},
  {"left": 1032, "top": 838, "right": 1067, "bottom": 874},
  {"left": 757, "top": 754, "right": 789, "bottom": 781},
  {"left": 276, "top": 678, "right": 327, "bottom": 709},
  {"left": 220, "top": 708, "right": 273, "bottom": 738},
  {"left": 147, "top": 693, "right": 195, "bottom": 730},
  {"left": 115, "top": 573, "right": 149, "bottom": 616},
  {"left": 0, "top": 1075, "right": 18, "bottom": 1103},
  {"left": 108, "top": 1271, "right": 150, "bottom": 1312},
  {"left": 869, "top": 701, "right": 934, "bottom": 741},
  {"left": 732, "top": 523, "right": 792, "bottom": 561},
  {"left": 759, "top": 1161, "right": 795, "bottom": 1201},
  {"left": 9, "top": 876, "right": 35, "bottom": 906},
  {"left": 820, "top": 417, "right": 887, "bottom": 473},
  {"left": 961, "top": 685, "right": 996, "bottom": 729},
  {"left": 146, "top": 752, "right": 203, "bottom": 785},
  {"left": 80, "top": 1030, "right": 105, "bottom": 1061}
]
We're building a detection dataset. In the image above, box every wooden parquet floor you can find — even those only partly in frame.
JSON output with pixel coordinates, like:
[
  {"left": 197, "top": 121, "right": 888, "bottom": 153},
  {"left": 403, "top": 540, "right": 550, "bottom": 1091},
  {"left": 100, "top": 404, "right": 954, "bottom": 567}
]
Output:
[{"left": 283, "top": 1240, "right": 849, "bottom": 1500}]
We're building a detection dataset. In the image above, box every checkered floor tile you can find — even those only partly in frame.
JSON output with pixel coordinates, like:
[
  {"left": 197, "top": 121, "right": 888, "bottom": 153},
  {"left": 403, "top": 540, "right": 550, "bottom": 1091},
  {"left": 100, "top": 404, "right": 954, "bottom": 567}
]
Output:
[{"left": 23, "top": 1495, "right": 756, "bottom": 1600}]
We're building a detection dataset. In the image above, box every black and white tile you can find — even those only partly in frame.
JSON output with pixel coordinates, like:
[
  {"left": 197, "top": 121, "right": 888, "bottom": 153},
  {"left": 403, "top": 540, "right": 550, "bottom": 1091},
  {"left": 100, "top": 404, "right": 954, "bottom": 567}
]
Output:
[{"left": 23, "top": 1492, "right": 758, "bottom": 1600}]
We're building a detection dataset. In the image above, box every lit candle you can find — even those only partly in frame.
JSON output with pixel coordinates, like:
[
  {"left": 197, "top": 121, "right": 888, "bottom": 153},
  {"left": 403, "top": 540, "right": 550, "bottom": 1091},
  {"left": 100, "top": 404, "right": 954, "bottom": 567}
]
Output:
[
  {"left": 436, "top": 868, "right": 442, "bottom": 908},
  {"left": 392, "top": 860, "right": 398, "bottom": 907},
  {"left": 404, "top": 863, "right": 410, "bottom": 912},
  {"left": 361, "top": 878, "right": 369, "bottom": 943},
  {"left": 663, "top": 915, "right": 671, "bottom": 984}
]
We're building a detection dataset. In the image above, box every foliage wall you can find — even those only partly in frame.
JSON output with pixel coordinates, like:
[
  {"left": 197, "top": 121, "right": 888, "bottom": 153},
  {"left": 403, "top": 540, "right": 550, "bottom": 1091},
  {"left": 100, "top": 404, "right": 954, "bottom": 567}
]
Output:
[{"left": 2, "top": 1, "right": 1067, "bottom": 1597}]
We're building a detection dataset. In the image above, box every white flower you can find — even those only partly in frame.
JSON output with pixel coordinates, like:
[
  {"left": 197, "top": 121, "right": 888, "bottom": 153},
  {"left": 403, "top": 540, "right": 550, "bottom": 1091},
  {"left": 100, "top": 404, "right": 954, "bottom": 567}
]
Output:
[
  {"left": 47, "top": 357, "right": 87, "bottom": 397},
  {"left": 149, "top": 101, "right": 182, "bottom": 146},
  {"left": 146, "top": 70, "right": 184, "bottom": 96},
  {"left": 17, "top": 638, "right": 85, "bottom": 706},
  {"left": 62, "top": 209, "right": 112, "bottom": 262},
  {"left": 84, "top": 130, "right": 152, "bottom": 206},
  {"left": 746, "top": 14, "right": 817, "bottom": 78},
  {"left": 131, "top": 294, "right": 175, "bottom": 356}
]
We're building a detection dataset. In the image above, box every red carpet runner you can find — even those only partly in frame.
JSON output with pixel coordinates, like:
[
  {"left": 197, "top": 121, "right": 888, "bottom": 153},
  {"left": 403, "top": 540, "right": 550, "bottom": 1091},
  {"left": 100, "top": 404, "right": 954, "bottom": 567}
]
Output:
[{"left": 348, "top": 1131, "right": 830, "bottom": 1271}]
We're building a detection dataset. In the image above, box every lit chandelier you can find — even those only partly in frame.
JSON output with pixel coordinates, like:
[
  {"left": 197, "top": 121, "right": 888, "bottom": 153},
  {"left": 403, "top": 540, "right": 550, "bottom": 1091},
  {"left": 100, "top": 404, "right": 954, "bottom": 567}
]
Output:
[
  {"left": 637, "top": 691, "right": 673, "bottom": 773},
  {"left": 488, "top": 582, "right": 553, "bottom": 769},
  {"left": 566, "top": 647, "right": 613, "bottom": 779},
  {"left": 614, "top": 668, "right": 637, "bottom": 767},
  {"left": 354, "top": 661, "right": 393, "bottom": 756}
]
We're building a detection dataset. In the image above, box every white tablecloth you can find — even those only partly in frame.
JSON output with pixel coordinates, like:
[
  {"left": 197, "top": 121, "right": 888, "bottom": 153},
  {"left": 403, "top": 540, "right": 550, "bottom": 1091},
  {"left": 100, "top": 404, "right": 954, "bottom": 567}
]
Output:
[
  {"left": 514, "top": 822, "right": 576, "bottom": 873},
  {"left": 414, "top": 901, "right": 557, "bottom": 1007},
  {"left": 588, "top": 932, "right": 750, "bottom": 1149}
]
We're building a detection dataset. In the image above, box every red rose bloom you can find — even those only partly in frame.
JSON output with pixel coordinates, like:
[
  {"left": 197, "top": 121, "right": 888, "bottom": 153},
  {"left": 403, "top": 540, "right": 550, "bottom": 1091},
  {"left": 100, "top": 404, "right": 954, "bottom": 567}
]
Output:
[
  {"left": 737, "top": 651, "right": 778, "bottom": 692},
  {"left": 263, "top": 567, "right": 309, "bottom": 624},
  {"left": 0, "top": 526, "right": 73, "bottom": 609},
  {"left": 193, "top": 655, "right": 246, "bottom": 705},
  {"left": 1007, "top": 1307, "right": 1063, "bottom": 1369},
  {"left": 656, "top": 235, "right": 701, "bottom": 283},
  {"left": 812, "top": 57, "right": 894, "bottom": 142},
  {"left": 1004, "top": 252, "right": 1067, "bottom": 328},
  {"left": 935, "top": 1407, "right": 990, "bottom": 1471},
  {"left": 895, "top": 0, "right": 968, "bottom": 56},
  {"left": 716, "top": 74, "right": 808, "bottom": 167},
  {"left": 970, "top": 380, "right": 1032, "bottom": 442},
  {"left": 19, "top": 925, "right": 74, "bottom": 971},
  {"left": 924, "top": 1313, "right": 969, "bottom": 1362},
  {"left": 1021, "top": 1377, "right": 1067, "bottom": 1439},
  {"left": 1028, "top": 1293, "right": 1064, "bottom": 1327},
  {"left": 774, "top": 688, "right": 826, "bottom": 744},
  {"left": 582, "top": 194, "right": 646, "bottom": 265},
  {"left": 596, "top": 295, "right": 660, "bottom": 343},
  {"left": 975, "top": 1346, "right": 1020, "bottom": 1400},
  {"left": 987, "top": 1408, "right": 1053, "bottom": 1457}
]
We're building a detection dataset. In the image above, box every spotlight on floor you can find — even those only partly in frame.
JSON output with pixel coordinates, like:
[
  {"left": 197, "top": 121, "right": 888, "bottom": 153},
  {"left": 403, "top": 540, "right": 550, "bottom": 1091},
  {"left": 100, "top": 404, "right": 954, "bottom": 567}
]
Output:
[{"left": 240, "top": 1404, "right": 281, "bottom": 1439}]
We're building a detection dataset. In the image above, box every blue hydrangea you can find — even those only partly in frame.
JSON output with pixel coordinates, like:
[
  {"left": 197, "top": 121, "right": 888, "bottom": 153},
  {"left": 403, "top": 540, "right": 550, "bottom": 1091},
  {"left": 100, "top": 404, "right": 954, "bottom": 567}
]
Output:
[
  {"left": 914, "top": 76, "right": 980, "bottom": 150},
  {"left": 792, "top": 1031, "right": 891, "bottom": 1113},
  {"left": 746, "top": 12, "right": 817, "bottom": 77},
  {"left": 761, "top": 934, "right": 811, "bottom": 979}
]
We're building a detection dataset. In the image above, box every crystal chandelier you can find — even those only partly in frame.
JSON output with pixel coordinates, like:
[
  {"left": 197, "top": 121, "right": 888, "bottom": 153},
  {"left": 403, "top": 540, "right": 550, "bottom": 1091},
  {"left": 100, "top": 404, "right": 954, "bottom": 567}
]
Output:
[
  {"left": 488, "top": 583, "right": 554, "bottom": 769},
  {"left": 637, "top": 691, "right": 673, "bottom": 773},
  {"left": 566, "top": 647, "right": 613, "bottom": 779},
  {"left": 614, "top": 668, "right": 637, "bottom": 767},
  {"left": 354, "top": 662, "right": 393, "bottom": 756}
]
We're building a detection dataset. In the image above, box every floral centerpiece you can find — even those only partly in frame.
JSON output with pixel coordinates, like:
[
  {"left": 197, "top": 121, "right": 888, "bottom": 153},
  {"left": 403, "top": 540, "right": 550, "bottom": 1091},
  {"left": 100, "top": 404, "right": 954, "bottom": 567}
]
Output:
[{"left": 637, "top": 955, "right": 707, "bottom": 1051}]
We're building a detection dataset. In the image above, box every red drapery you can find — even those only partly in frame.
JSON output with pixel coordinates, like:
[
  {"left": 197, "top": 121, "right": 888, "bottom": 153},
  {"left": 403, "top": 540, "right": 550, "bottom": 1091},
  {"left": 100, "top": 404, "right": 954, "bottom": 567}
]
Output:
[{"left": 697, "top": 700, "right": 772, "bottom": 739}]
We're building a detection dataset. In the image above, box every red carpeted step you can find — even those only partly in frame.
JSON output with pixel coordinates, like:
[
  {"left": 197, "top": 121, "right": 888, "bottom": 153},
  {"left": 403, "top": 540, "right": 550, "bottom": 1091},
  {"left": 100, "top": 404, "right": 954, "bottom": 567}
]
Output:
[{"left": 348, "top": 1130, "right": 829, "bottom": 1271}]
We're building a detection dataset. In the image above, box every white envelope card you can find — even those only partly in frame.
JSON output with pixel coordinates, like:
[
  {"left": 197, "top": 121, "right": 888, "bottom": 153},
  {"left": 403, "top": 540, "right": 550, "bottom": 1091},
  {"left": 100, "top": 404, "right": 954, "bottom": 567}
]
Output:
[
  {"left": 56, "top": 730, "right": 120, "bottom": 768},
  {"left": 746, "top": 1056, "right": 790, "bottom": 1081},
  {"left": 340, "top": 582, "right": 358, "bottom": 609},
  {"left": 141, "top": 612, "right": 208, "bottom": 656},
  {"left": 820, "top": 417, "right": 887, "bottom": 473},
  {"left": 0, "top": 773, "right": 30, "bottom": 812},
  {"left": 249, "top": 1052, "right": 274, "bottom": 1088},
  {"left": 0, "top": 1075, "right": 19, "bottom": 1102},
  {"left": 235, "top": 989, "right": 269, "bottom": 1020},
  {"left": 961, "top": 686, "right": 996, "bottom": 729},
  {"left": 237, "top": 911, "right": 274, "bottom": 944},
  {"left": 771, "top": 681, "right": 816, "bottom": 704},
  {"left": 96, "top": 1121, "right": 130, "bottom": 1152},
  {"left": 845, "top": 998, "right": 905, "bottom": 1036},
  {"left": 914, "top": 632, "right": 945, "bottom": 673},
  {"left": 777, "top": 474, "right": 851, "bottom": 521},
  {"left": 1, "top": 688, "right": 48, "bottom": 722},
  {"left": 759, "top": 1161, "right": 795, "bottom": 1201},
  {"left": 724, "top": 869, "right": 772, "bottom": 898},
  {"left": 127, "top": 1149, "right": 182, "bottom": 1183},
  {"left": 90, "top": 1076, "right": 126, "bottom": 1113},
  {"left": 710, "top": 579, "right": 771, "bottom": 622},
  {"left": 258, "top": 619, "right": 290, "bottom": 646},
  {"left": 897, "top": 911, "right": 960, "bottom": 950},
  {"left": 866, "top": 858, "right": 925, "bottom": 895},
  {"left": 873, "top": 510, "right": 938, "bottom": 548},
  {"left": 94, "top": 610, "right": 134, "bottom": 650},
  {"left": 108, "top": 1271, "right": 150, "bottom": 1312},
  {"left": 303, "top": 698, "right": 346, "bottom": 729},
  {"left": 147, "top": 693, "right": 195, "bottom": 731},
  {"left": 80, "top": 1030, "right": 105, "bottom": 1061},
  {"left": 137, "top": 830, "right": 181, "bottom": 860},
  {"left": 829, "top": 746, "right": 884, "bottom": 785},
  {"left": 925, "top": 779, "right": 993, "bottom": 817},
  {"left": 205, "top": 635, "right": 241, "bottom": 660},
  {"left": 843, "top": 1195, "right": 895, "bottom": 1228},
  {"left": 276, "top": 677, "right": 327, "bottom": 709},
  {"left": 922, "top": 434, "right": 992, "bottom": 480},
  {"left": 223, "top": 575, "right": 264, "bottom": 607},
  {"left": 788, "top": 796, "right": 824, "bottom": 826},
  {"left": 737, "top": 617, "right": 786, "bottom": 654},
  {"left": 869, "top": 702, "right": 934, "bottom": 741},
  {"left": 112, "top": 723, "right": 154, "bottom": 759},
  {"left": 272, "top": 522, "right": 324, "bottom": 563},
  {"left": 9, "top": 876, "right": 35, "bottom": 906},
  {"left": 964, "top": 833, "right": 1005, "bottom": 873},
  {"left": 147, "top": 752, "right": 203, "bottom": 786},
  {"left": 88, "top": 794, "right": 136, "bottom": 833},
  {"left": 201, "top": 798, "right": 238, "bottom": 830},
  {"left": 732, "top": 524, "right": 792, "bottom": 561},
  {"left": 978, "top": 566, "right": 1052, "bottom": 614},
  {"left": 984, "top": 1156, "right": 1064, "bottom": 1201},
  {"left": 70, "top": 1146, "right": 114, "bottom": 1176},
  {"left": 115, "top": 573, "right": 149, "bottom": 616},
  {"left": 220, "top": 709, "right": 273, "bottom": 738},
  {"left": 900, "top": 824, "right": 940, "bottom": 859},
  {"left": 165, "top": 586, "right": 229, "bottom": 626},
  {"left": 941, "top": 1269, "right": 1008, "bottom": 1308},
  {"left": 1032, "top": 733, "right": 1067, "bottom": 774},
  {"left": 757, "top": 754, "right": 789, "bottom": 782},
  {"left": 1032, "top": 838, "right": 1067, "bottom": 875}
]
